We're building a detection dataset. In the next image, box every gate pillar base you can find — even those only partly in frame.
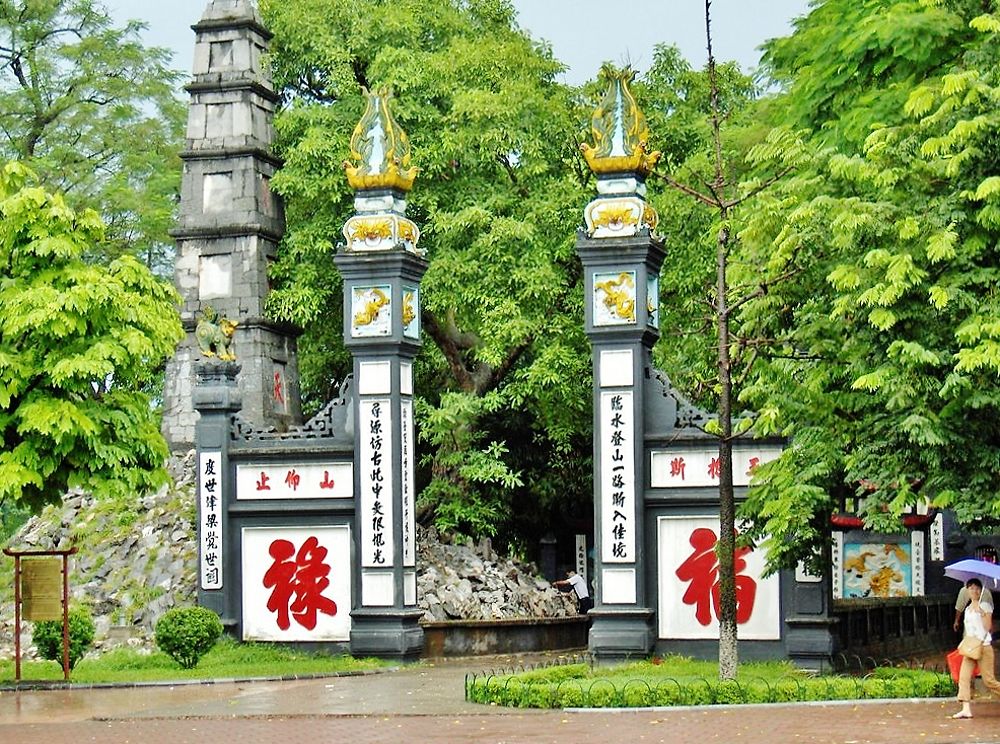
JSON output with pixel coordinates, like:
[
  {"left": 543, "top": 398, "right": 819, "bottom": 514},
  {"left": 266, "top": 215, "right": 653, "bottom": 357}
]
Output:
[
  {"left": 588, "top": 607, "right": 655, "bottom": 664},
  {"left": 350, "top": 608, "right": 425, "bottom": 660},
  {"left": 784, "top": 616, "right": 838, "bottom": 672}
]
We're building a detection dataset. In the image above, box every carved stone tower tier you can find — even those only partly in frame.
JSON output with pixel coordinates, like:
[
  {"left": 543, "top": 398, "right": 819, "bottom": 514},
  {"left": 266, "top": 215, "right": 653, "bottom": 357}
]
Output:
[
  {"left": 577, "top": 66, "right": 665, "bottom": 661},
  {"left": 163, "top": 0, "right": 302, "bottom": 449},
  {"left": 334, "top": 87, "right": 427, "bottom": 658}
]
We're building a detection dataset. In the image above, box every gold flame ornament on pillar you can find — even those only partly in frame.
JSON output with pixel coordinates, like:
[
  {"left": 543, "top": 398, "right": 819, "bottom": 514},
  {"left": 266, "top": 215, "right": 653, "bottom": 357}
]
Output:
[
  {"left": 342, "top": 86, "right": 422, "bottom": 254},
  {"left": 581, "top": 66, "right": 661, "bottom": 239}
]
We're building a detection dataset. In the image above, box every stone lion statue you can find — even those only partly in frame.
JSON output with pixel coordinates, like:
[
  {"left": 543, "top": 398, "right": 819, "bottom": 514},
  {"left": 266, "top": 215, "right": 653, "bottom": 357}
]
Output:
[{"left": 195, "top": 306, "right": 238, "bottom": 361}]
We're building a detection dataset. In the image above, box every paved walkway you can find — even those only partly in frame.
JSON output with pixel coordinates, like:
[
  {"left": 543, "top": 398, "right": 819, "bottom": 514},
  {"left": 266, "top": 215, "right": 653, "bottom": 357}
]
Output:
[{"left": 3, "top": 653, "right": 1000, "bottom": 743}]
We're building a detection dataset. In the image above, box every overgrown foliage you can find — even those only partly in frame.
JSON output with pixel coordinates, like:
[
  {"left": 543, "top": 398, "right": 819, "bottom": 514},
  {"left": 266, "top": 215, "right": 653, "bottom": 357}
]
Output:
[
  {"left": 154, "top": 606, "right": 223, "bottom": 669},
  {"left": 261, "top": 0, "right": 593, "bottom": 541},
  {"left": 32, "top": 605, "right": 95, "bottom": 670},
  {"left": 0, "top": 162, "right": 182, "bottom": 512}
]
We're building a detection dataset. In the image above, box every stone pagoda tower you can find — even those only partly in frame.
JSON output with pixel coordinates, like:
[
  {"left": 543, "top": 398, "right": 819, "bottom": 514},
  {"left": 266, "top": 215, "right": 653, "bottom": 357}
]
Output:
[
  {"left": 162, "top": 0, "right": 302, "bottom": 449},
  {"left": 576, "top": 66, "right": 665, "bottom": 660}
]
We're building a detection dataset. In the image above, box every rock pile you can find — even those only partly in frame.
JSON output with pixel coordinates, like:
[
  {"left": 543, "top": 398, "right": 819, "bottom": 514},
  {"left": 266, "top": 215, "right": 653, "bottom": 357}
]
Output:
[
  {"left": 418, "top": 526, "right": 576, "bottom": 621},
  {"left": 0, "top": 452, "right": 573, "bottom": 658}
]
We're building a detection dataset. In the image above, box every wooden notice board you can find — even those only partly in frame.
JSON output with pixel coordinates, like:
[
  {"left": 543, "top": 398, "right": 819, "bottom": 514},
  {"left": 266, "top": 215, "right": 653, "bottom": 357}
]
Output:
[
  {"left": 21, "top": 557, "right": 63, "bottom": 621},
  {"left": 3, "top": 546, "right": 76, "bottom": 682}
]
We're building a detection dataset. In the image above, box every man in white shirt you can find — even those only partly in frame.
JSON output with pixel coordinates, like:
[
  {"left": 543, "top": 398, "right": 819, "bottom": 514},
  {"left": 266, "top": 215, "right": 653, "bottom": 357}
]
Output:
[{"left": 553, "top": 570, "right": 593, "bottom": 614}]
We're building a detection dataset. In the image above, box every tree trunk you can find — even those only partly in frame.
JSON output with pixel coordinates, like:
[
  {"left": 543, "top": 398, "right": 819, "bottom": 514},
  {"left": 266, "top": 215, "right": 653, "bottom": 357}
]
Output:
[{"left": 716, "top": 217, "right": 738, "bottom": 681}]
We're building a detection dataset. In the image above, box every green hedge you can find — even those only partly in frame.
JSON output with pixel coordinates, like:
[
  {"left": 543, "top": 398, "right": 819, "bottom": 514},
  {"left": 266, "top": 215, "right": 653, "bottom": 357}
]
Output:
[{"left": 466, "top": 666, "right": 955, "bottom": 708}]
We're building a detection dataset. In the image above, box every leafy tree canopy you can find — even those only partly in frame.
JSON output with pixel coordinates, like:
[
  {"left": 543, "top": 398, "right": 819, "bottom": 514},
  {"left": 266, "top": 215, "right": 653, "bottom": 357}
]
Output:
[
  {"left": 0, "top": 0, "right": 185, "bottom": 272},
  {"left": 734, "top": 0, "right": 1000, "bottom": 570},
  {"left": 0, "top": 161, "right": 183, "bottom": 512},
  {"left": 261, "top": 0, "right": 594, "bottom": 540}
]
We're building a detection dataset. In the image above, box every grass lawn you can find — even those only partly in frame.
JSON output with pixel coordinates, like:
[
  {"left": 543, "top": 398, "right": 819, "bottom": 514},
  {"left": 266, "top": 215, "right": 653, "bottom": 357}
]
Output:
[{"left": 0, "top": 637, "right": 391, "bottom": 685}]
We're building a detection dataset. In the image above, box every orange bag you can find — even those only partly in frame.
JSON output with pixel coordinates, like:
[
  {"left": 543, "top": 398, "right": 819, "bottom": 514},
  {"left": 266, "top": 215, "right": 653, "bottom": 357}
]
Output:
[{"left": 948, "top": 648, "right": 980, "bottom": 683}]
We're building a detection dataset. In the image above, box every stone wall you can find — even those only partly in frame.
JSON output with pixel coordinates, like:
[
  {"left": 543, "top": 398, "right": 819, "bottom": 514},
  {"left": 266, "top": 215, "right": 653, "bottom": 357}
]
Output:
[{"left": 0, "top": 454, "right": 575, "bottom": 659}]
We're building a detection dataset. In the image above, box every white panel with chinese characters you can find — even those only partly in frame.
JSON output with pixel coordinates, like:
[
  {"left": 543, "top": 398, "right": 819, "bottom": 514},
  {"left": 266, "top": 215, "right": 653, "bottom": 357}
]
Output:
[
  {"left": 401, "top": 399, "right": 416, "bottom": 567},
  {"left": 242, "top": 526, "right": 352, "bottom": 642},
  {"left": 657, "top": 516, "right": 780, "bottom": 640},
  {"left": 359, "top": 399, "right": 394, "bottom": 567},
  {"left": 236, "top": 463, "right": 352, "bottom": 500},
  {"left": 600, "top": 391, "right": 635, "bottom": 563},
  {"left": 199, "top": 451, "right": 224, "bottom": 590},
  {"left": 649, "top": 446, "right": 783, "bottom": 488}
]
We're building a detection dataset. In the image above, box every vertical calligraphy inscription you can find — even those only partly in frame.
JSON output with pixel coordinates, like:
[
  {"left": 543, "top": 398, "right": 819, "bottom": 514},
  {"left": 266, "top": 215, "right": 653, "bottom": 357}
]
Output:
[
  {"left": 401, "top": 399, "right": 415, "bottom": 566},
  {"left": 359, "top": 399, "right": 394, "bottom": 567},
  {"left": 600, "top": 390, "right": 634, "bottom": 563},
  {"left": 199, "top": 451, "right": 224, "bottom": 589}
]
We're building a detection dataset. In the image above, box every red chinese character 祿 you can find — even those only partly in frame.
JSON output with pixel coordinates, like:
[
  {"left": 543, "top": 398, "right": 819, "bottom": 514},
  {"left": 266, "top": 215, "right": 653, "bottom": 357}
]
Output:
[
  {"left": 675, "top": 527, "right": 757, "bottom": 626},
  {"left": 262, "top": 536, "right": 338, "bottom": 631}
]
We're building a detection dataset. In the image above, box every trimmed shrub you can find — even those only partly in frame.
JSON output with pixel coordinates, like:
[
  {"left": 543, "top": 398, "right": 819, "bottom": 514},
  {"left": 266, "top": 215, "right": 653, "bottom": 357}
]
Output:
[
  {"left": 466, "top": 665, "right": 954, "bottom": 709},
  {"left": 32, "top": 605, "right": 95, "bottom": 670},
  {"left": 155, "top": 606, "right": 223, "bottom": 669}
]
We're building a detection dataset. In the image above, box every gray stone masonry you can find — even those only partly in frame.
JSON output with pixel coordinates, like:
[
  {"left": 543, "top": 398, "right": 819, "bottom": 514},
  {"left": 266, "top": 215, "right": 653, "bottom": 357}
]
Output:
[{"left": 163, "top": 0, "right": 301, "bottom": 449}]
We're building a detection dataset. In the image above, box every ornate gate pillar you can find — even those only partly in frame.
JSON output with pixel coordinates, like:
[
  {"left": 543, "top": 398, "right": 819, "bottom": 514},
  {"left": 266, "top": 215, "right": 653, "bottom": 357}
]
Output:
[
  {"left": 334, "top": 88, "right": 426, "bottom": 659},
  {"left": 577, "top": 67, "right": 665, "bottom": 661}
]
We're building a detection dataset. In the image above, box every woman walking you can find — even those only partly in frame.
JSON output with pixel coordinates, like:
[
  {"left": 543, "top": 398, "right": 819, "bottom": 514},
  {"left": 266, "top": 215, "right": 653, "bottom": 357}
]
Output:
[{"left": 953, "top": 578, "right": 1000, "bottom": 718}]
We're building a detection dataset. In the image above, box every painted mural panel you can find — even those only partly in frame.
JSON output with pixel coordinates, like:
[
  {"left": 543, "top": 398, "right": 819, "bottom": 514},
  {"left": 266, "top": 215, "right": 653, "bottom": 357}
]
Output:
[
  {"left": 242, "top": 525, "right": 352, "bottom": 642},
  {"left": 657, "top": 516, "right": 780, "bottom": 640},
  {"left": 842, "top": 542, "right": 912, "bottom": 598}
]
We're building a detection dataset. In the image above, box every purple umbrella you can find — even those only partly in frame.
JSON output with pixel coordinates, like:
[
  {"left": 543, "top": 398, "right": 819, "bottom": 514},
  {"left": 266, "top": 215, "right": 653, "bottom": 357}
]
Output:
[{"left": 945, "top": 558, "right": 1000, "bottom": 591}]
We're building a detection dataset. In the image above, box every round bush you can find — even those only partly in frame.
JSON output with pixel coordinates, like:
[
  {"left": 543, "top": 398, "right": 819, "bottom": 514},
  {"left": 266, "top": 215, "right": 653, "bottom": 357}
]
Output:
[
  {"left": 155, "top": 606, "right": 223, "bottom": 669},
  {"left": 32, "top": 605, "right": 95, "bottom": 670}
]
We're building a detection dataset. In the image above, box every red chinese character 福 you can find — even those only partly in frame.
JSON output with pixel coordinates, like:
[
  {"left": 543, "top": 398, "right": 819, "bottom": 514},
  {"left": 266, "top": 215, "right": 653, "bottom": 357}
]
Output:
[
  {"left": 674, "top": 527, "right": 757, "bottom": 626},
  {"left": 707, "top": 457, "right": 721, "bottom": 479},
  {"left": 670, "top": 457, "right": 686, "bottom": 480},
  {"left": 262, "top": 536, "right": 338, "bottom": 631}
]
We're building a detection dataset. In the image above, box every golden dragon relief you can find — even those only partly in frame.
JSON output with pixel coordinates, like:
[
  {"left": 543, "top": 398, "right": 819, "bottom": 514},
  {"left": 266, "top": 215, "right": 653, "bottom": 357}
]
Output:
[
  {"left": 402, "top": 291, "right": 416, "bottom": 328},
  {"left": 354, "top": 287, "right": 390, "bottom": 327},
  {"left": 594, "top": 272, "right": 636, "bottom": 323}
]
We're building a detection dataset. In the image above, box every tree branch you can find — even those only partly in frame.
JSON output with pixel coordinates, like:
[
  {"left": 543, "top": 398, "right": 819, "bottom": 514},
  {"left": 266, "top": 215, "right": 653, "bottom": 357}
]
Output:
[
  {"left": 723, "top": 165, "right": 796, "bottom": 210},
  {"left": 649, "top": 170, "right": 719, "bottom": 207}
]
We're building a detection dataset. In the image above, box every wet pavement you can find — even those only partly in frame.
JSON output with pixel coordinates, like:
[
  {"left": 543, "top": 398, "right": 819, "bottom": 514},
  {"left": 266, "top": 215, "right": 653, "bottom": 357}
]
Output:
[{"left": 4, "top": 653, "right": 1000, "bottom": 743}]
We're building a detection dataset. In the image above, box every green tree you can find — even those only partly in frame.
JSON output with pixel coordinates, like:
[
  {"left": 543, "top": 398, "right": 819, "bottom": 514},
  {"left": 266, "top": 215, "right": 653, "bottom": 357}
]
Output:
[
  {"left": 0, "top": 0, "right": 185, "bottom": 272},
  {"left": 733, "top": 0, "right": 1000, "bottom": 570},
  {"left": 261, "top": 0, "right": 594, "bottom": 540},
  {"left": 0, "top": 161, "right": 183, "bottom": 512},
  {"left": 634, "top": 7, "right": 802, "bottom": 676}
]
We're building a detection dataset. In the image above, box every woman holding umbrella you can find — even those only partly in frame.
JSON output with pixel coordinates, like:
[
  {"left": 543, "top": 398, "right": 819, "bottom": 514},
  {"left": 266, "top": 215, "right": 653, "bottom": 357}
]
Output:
[{"left": 953, "top": 578, "right": 1000, "bottom": 718}]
